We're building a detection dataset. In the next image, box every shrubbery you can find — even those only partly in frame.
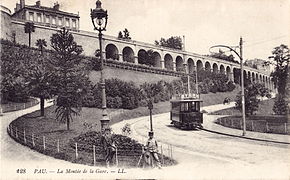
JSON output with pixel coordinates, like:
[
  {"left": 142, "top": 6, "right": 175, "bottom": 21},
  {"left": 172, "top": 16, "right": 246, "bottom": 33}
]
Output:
[
  {"left": 273, "top": 95, "right": 288, "bottom": 115},
  {"left": 82, "top": 70, "right": 236, "bottom": 109}
]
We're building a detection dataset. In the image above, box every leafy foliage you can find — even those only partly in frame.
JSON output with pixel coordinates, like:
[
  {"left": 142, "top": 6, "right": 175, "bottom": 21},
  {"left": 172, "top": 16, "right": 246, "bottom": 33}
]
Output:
[
  {"left": 235, "top": 82, "right": 271, "bottom": 116},
  {"left": 117, "top": 28, "right": 131, "bottom": 40},
  {"left": 273, "top": 94, "right": 288, "bottom": 115},
  {"left": 209, "top": 49, "right": 239, "bottom": 64},
  {"left": 1, "top": 40, "right": 34, "bottom": 103},
  {"left": 155, "top": 36, "right": 182, "bottom": 50},
  {"left": 35, "top": 39, "right": 47, "bottom": 54},
  {"left": 269, "top": 44, "right": 289, "bottom": 96},
  {"left": 138, "top": 49, "right": 156, "bottom": 66}
]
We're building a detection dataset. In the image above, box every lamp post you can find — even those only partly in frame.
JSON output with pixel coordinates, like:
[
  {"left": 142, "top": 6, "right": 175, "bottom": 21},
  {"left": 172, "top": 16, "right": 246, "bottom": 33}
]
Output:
[
  {"left": 183, "top": 63, "right": 191, "bottom": 96},
  {"left": 195, "top": 65, "right": 199, "bottom": 96},
  {"left": 148, "top": 99, "right": 153, "bottom": 132},
  {"left": 210, "top": 37, "right": 246, "bottom": 136},
  {"left": 91, "top": 0, "right": 109, "bottom": 130}
]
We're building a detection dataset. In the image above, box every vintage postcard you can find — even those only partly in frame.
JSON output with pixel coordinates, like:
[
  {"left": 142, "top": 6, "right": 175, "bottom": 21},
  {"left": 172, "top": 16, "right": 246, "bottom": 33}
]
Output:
[{"left": 1, "top": 0, "right": 289, "bottom": 179}]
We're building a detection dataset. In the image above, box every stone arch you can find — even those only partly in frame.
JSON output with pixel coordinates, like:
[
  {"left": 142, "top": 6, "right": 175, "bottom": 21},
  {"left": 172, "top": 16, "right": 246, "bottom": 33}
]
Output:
[
  {"left": 262, "top": 75, "right": 265, "bottom": 83},
  {"left": 187, "top": 58, "right": 194, "bottom": 74},
  {"left": 152, "top": 51, "right": 161, "bottom": 68},
  {"left": 212, "top": 63, "right": 218, "bottom": 73},
  {"left": 220, "top": 64, "right": 225, "bottom": 74},
  {"left": 105, "top": 44, "right": 119, "bottom": 60},
  {"left": 122, "top": 46, "right": 135, "bottom": 63},
  {"left": 205, "top": 61, "right": 211, "bottom": 71},
  {"left": 197, "top": 60, "right": 203, "bottom": 71},
  {"left": 137, "top": 49, "right": 148, "bottom": 65},
  {"left": 226, "top": 66, "right": 231, "bottom": 79},
  {"left": 243, "top": 70, "right": 247, "bottom": 83},
  {"left": 233, "top": 68, "right": 240, "bottom": 84},
  {"left": 259, "top": 74, "right": 262, "bottom": 82},
  {"left": 252, "top": 72, "right": 255, "bottom": 82},
  {"left": 256, "top": 73, "right": 259, "bottom": 82},
  {"left": 164, "top": 53, "right": 173, "bottom": 70},
  {"left": 247, "top": 71, "right": 251, "bottom": 82},
  {"left": 176, "top": 56, "right": 184, "bottom": 72}
]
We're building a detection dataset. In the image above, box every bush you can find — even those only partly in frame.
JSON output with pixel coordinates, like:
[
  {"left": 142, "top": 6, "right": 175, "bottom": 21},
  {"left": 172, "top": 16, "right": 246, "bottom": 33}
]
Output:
[
  {"left": 226, "top": 81, "right": 236, "bottom": 92},
  {"left": 122, "top": 96, "right": 138, "bottom": 109},
  {"left": 273, "top": 95, "right": 288, "bottom": 115},
  {"left": 138, "top": 99, "right": 148, "bottom": 107},
  {"left": 121, "top": 123, "right": 132, "bottom": 136},
  {"left": 107, "top": 96, "right": 122, "bottom": 108}
]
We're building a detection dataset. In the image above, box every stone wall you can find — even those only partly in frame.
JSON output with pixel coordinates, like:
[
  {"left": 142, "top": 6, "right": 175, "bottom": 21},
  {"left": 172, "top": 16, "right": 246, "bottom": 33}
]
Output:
[
  {"left": 1, "top": 6, "right": 12, "bottom": 41},
  {"left": 89, "top": 66, "right": 180, "bottom": 86}
]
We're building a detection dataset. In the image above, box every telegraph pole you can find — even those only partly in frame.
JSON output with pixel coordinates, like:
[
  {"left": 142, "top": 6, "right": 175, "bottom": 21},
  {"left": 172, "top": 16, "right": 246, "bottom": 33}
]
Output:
[
  {"left": 240, "top": 37, "right": 246, "bottom": 136},
  {"left": 210, "top": 37, "right": 247, "bottom": 136},
  {"left": 183, "top": 35, "right": 191, "bottom": 96}
]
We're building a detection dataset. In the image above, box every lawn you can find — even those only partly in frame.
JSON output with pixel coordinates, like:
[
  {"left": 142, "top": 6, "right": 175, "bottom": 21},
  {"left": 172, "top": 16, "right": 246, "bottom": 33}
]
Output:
[{"left": 209, "top": 98, "right": 276, "bottom": 116}]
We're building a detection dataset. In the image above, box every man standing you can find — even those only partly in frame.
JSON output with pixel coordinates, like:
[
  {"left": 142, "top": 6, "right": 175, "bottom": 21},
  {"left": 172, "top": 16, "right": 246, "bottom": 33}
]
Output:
[
  {"left": 145, "top": 131, "right": 161, "bottom": 169},
  {"left": 102, "top": 128, "right": 117, "bottom": 167}
]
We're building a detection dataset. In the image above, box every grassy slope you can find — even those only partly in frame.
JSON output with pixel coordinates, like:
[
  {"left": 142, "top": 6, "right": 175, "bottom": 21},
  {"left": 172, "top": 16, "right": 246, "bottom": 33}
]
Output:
[{"left": 210, "top": 98, "right": 275, "bottom": 116}]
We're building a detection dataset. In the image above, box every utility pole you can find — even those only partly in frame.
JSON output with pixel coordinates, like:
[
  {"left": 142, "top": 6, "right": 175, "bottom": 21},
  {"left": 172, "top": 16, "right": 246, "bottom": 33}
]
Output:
[
  {"left": 183, "top": 35, "right": 191, "bottom": 96},
  {"left": 240, "top": 37, "right": 246, "bottom": 136},
  {"left": 195, "top": 66, "right": 199, "bottom": 96}
]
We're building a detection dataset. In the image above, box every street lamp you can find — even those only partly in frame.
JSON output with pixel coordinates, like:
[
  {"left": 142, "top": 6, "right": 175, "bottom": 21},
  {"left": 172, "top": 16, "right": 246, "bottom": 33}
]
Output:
[
  {"left": 183, "top": 62, "right": 191, "bottom": 96},
  {"left": 210, "top": 37, "right": 246, "bottom": 136},
  {"left": 148, "top": 99, "right": 154, "bottom": 132},
  {"left": 91, "top": 0, "right": 109, "bottom": 130}
]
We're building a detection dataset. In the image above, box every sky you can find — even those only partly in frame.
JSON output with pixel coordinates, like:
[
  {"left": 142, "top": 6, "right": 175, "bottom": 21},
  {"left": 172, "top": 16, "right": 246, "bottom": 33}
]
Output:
[{"left": 1, "top": 0, "right": 289, "bottom": 61}]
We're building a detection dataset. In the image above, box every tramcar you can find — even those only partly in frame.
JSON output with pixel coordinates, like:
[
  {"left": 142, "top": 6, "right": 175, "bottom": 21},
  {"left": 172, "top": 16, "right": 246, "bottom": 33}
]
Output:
[{"left": 170, "top": 96, "right": 203, "bottom": 130}]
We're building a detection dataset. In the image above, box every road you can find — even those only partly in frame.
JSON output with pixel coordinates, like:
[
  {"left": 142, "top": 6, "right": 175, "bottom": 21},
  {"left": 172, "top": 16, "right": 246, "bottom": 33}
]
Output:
[
  {"left": 111, "top": 105, "right": 290, "bottom": 179},
  {"left": 1, "top": 101, "right": 290, "bottom": 179}
]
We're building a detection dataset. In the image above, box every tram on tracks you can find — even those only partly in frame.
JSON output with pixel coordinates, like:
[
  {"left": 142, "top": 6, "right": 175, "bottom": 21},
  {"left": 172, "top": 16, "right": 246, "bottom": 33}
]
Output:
[{"left": 170, "top": 94, "right": 203, "bottom": 130}]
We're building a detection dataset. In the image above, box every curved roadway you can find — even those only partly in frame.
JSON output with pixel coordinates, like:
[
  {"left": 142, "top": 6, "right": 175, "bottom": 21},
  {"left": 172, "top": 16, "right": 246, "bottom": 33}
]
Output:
[{"left": 1, "top": 102, "right": 290, "bottom": 179}]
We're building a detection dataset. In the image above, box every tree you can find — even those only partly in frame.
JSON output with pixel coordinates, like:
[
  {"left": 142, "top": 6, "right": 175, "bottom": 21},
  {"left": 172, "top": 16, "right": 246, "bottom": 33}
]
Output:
[
  {"left": 155, "top": 36, "right": 182, "bottom": 50},
  {"left": 269, "top": 44, "right": 289, "bottom": 96},
  {"left": 235, "top": 82, "right": 271, "bottom": 116},
  {"left": 49, "top": 28, "right": 88, "bottom": 130},
  {"left": 123, "top": 28, "right": 131, "bottom": 39},
  {"left": 35, "top": 39, "right": 47, "bottom": 54},
  {"left": 138, "top": 49, "right": 155, "bottom": 66},
  {"left": 24, "top": 57, "right": 54, "bottom": 116},
  {"left": 117, "top": 31, "right": 123, "bottom": 39},
  {"left": 1, "top": 41, "right": 33, "bottom": 103},
  {"left": 24, "top": 22, "right": 35, "bottom": 47},
  {"left": 268, "top": 44, "right": 289, "bottom": 116}
]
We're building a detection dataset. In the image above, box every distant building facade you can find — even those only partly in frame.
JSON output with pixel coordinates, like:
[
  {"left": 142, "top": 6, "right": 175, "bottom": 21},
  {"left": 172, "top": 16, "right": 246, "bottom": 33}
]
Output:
[
  {"left": 245, "top": 58, "right": 271, "bottom": 73},
  {"left": 12, "top": 0, "right": 80, "bottom": 31}
]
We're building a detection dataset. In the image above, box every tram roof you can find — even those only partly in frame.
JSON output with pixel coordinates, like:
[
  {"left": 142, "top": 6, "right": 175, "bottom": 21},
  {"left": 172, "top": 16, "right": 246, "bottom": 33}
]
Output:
[{"left": 170, "top": 98, "right": 203, "bottom": 103}]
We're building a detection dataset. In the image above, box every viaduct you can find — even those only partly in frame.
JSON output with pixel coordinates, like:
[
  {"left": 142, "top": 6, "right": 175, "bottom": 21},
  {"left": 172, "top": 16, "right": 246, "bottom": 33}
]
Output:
[{"left": 1, "top": 5, "right": 274, "bottom": 90}]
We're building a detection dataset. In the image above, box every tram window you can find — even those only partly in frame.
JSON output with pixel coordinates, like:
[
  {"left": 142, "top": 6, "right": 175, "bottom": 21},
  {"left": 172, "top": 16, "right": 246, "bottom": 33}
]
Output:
[
  {"left": 171, "top": 102, "right": 180, "bottom": 112},
  {"left": 191, "top": 102, "right": 197, "bottom": 112},
  {"left": 196, "top": 102, "right": 200, "bottom": 111}
]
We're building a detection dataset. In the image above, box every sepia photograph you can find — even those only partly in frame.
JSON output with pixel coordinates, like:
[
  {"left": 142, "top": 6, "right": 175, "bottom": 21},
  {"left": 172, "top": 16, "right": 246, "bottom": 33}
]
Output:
[{"left": 0, "top": 0, "right": 289, "bottom": 179}]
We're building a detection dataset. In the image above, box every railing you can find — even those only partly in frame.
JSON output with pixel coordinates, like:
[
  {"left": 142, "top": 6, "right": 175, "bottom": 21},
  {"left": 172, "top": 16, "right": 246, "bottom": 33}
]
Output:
[
  {"left": 1, "top": 98, "right": 39, "bottom": 113},
  {"left": 7, "top": 123, "right": 174, "bottom": 167},
  {"left": 217, "top": 118, "right": 290, "bottom": 135},
  {"left": 104, "top": 59, "right": 184, "bottom": 77}
]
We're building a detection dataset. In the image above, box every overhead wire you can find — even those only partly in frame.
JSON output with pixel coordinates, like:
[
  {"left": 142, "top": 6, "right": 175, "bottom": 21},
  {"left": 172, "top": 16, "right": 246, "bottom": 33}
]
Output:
[{"left": 209, "top": 35, "right": 288, "bottom": 55}]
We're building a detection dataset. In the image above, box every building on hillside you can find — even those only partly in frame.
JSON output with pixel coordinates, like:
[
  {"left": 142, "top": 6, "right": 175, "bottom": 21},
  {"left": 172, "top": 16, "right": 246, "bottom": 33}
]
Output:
[
  {"left": 244, "top": 58, "right": 271, "bottom": 73},
  {"left": 12, "top": 0, "right": 80, "bottom": 31}
]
